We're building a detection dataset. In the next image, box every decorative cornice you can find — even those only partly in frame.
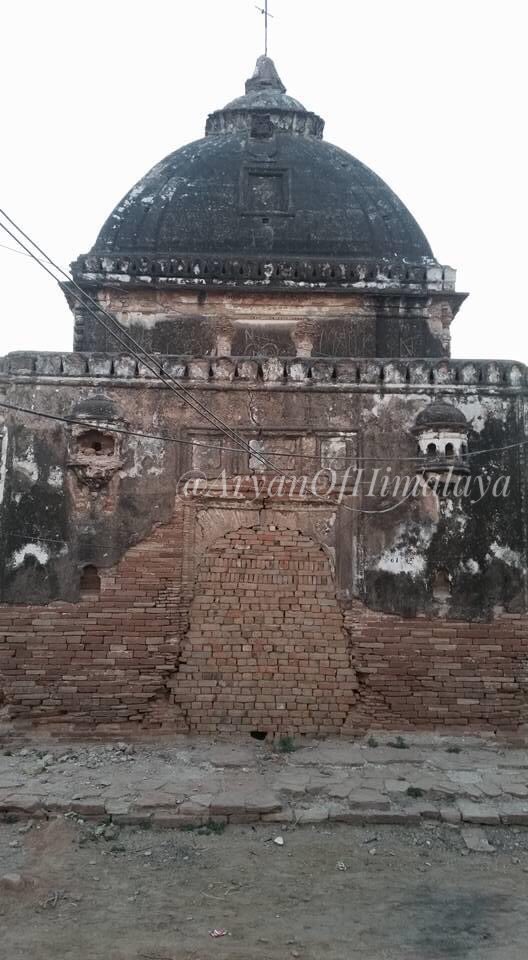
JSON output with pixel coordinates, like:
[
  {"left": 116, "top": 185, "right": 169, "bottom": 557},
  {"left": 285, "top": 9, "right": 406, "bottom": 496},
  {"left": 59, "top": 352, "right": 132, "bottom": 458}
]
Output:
[
  {"left": 71, "top": 254, "right": 458, "bottom": 293},
  {"left": 1, "top": 353, "right": 525, "bottom": 389}
]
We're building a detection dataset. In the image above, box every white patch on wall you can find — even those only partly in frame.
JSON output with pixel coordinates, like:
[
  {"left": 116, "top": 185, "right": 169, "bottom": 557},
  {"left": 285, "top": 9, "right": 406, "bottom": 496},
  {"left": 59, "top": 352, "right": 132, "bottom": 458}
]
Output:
[
  {"left": 377, "top": 548, "right": 426, "bottom": 576},
  {"left": 455, "top": 513, "right": 468, "bottom": 533},
  {"left": 376, "top": 523, "right": 435, "bottom": 577},
  {"left": 13, "top": 440, "right": 39, "bottom": 484},
  {"left": 462, "top": 559, "right": 480, "bottom": 574},
  {"left": 488, "top": 542, "right": 522, "bottom": 568},
  {"left": 456, "top": 397, "right": 488, "bottom": 433},
  {"left": 47, "top": 466, "right": 64, "bottom": 489},
  {"left": 0, "top": 424, "right": 8, "bottom": 506},
  {"left": 363, "top": 392, "right": 425, "bottom": 426},
  {"left": 122, "top": 437, "right": 165, "bottom": 478},
  {"left": 117, "top": 311, "right": 169, "bottom": 330},
  {"left": 366, "top": 393, "right": 393, "bottom": 421},
  {"left": 11, "top": 543, "right": 49, "bottom": 569},
  {"left": 117, "top": 182, "right": 147, "bottom": 212}
]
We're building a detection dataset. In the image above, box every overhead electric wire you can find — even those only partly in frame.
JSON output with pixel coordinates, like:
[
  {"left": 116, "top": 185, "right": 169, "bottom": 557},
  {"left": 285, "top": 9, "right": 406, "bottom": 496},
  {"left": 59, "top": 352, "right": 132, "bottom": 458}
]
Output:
[
  {"left": 0, "top": 398, "right": 525, "bottom": 464},
  {"left": 0, "top": 211, "right": 432, "bottom": 489},
  {"left": 0, "top": 204, "right": 524, "bottom": 525},
  {"left": 0, "top": 210, "right": 424, "bottom": 517},
  {"left": 3, "top": 211, "right": 414, "bottom": 515},
  {"left": 0, "top": 209, "right": 288, "bottom": 475},
  {"left": 0, "top": 241, "right": 34, "bottom": 257},
  {"left": 0, "top": 209, "right": 525, "bottom": 466}
]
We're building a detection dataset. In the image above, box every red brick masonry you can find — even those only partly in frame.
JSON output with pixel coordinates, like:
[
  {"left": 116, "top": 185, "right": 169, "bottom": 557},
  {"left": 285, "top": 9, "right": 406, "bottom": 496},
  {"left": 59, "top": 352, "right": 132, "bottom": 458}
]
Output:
[
  {"left": 1, "top": 515, "right": 527, "bottom": 733},
  {"left": 175, "top": 527, "right": 357, "bottom": 734}
]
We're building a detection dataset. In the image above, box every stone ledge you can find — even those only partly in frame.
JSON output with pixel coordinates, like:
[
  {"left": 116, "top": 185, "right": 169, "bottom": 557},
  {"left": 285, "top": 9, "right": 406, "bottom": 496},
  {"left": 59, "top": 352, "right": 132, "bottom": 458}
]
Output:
[
  {"left": 0, "top": 353, "right": 525, "bottom": 388},
  {"left": 0, "top": 793, "right": 517, "bottom": 831},
  {"left": 71, "top": 254, "right": 458, "bottom": 293}
]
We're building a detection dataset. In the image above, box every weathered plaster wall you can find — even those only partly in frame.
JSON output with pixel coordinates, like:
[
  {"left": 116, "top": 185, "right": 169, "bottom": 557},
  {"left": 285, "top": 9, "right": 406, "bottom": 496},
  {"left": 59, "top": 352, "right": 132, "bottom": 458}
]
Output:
[
  {"left": 71, "top": 287, "right": 457, "bottom": 359},
  {"left": 0, "top": 353, "right": 526, "bottom": 732},
  {"left": 0, "top": 354, "right": 526, "bottom": 616}
]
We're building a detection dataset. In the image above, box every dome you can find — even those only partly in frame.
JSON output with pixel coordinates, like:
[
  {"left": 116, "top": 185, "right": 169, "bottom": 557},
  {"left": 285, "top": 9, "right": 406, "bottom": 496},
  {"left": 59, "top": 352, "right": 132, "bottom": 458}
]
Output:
[
  {"left": 77, "top": 57, "right": 437, "bottom": 289},
  {"left": 414, "top": 401, "right": 469, "bottom": 432}
]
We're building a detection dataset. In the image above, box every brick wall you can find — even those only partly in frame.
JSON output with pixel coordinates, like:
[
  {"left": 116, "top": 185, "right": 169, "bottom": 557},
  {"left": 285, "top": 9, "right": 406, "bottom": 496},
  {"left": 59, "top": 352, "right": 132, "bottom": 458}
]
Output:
[
  {"left": 174, "top": 526, "right": 358, "bottom": 736},
  {"left": 0, "top": 508, "right": 191, "bottom": 732},
  {"left": 346, "top": 604, "right": 528, "bottom": 731},
  {"left": 0, "top": 512, "right": 527, "bottom": 734}
]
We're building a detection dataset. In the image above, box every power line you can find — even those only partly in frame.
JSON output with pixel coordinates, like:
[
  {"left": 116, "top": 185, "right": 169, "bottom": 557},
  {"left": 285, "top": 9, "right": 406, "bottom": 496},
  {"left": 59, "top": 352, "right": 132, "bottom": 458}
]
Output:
[
  {"left": 0, "top": 209, "right": 286, "bottom": 475},
  {"left": 0, "top": 241, "right": 33, "bottom": 257},
  {"left": 0, "top": 210, "right": 523, "bottom": 523},
  {"left": 2, "top": 211, "right": 408, "bottom": 514},
  {"left": 0, "top": 206, "right": 524, "bottom": 467},
  {"left": 0, "top": 208, "right": 446, "bottom": 480},
  {"left": 0, "top": 397, "right": 525, "bottom": 464},
  {"left": 0, "top": 217, "right": 420, "bottom": 516}
]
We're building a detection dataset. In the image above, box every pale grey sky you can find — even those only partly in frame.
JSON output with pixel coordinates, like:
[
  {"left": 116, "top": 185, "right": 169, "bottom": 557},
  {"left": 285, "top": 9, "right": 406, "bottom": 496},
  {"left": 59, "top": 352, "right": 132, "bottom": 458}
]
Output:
[{"left": 1, "top": 0, "right": 526, "bottom": 362}]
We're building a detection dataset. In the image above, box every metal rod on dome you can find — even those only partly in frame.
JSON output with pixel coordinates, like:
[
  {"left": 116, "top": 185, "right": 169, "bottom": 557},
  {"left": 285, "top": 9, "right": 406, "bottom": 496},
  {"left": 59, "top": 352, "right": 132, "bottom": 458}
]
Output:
[{"left": 255, "top": 1, "right": 274, "bottom": 56}]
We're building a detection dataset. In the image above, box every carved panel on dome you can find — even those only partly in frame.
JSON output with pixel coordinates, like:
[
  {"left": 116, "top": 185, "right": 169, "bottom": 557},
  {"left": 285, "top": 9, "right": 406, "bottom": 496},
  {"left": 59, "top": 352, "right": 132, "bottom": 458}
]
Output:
[
  {"left": 249, "top": 172, "right": 285, "bottom": 212},
  {"left": 251, "top": 114, "right": 275, "bottom": 140},
  {"left": 241, "top": 167, "right": 291, "bottom": 216}
]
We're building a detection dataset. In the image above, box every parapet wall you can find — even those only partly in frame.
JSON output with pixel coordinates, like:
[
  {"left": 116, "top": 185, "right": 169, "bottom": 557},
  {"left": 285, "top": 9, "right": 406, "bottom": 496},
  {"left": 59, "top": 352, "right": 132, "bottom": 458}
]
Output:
[{"left": 1, "top": 353, "right": 526, "bottom": 388}]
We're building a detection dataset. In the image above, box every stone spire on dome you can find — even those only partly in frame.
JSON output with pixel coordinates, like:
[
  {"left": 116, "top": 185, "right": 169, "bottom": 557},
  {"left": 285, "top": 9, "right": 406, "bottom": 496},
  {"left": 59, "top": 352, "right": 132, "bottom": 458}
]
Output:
[
  {"left": 206, "top": 55, "right": 320, "bottom": 135},
  {"left": 245, "top": 55, "right": 286, "bottom": 95}
]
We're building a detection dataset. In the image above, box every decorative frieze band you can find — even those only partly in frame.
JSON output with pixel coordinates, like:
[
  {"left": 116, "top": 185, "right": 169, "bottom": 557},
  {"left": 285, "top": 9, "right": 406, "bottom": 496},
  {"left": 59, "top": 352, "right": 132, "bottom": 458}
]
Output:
[
  {"left": 71, "top": 254, "right": 457, "bottom": 292},
  {"left": 1, "top": 353, "right": 525, "bottom": 388}
]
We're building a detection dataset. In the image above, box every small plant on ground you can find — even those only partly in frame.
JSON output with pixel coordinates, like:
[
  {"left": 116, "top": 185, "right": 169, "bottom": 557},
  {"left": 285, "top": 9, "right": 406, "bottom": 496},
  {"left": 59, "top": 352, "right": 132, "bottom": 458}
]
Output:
[
  {"left": 183, "top": 820, "right": 226, "bottom": 835},
  {"left": 388, "top": 735, "right": 409, "bottom": 750},
  {"left": 277, "top": 735, "right": 297, "bottom": 754},
  {"left": 204, "top": 820, "right": 226, "bottom": 835},
  {"left": 367, "top": 736, "right": 379, "bottom": 748},
  {"left": 406, "top": 786, "right": 424, "bottom": 798},
  {"left": 446, "top": 745, "right": 462, "bottom": 754}
]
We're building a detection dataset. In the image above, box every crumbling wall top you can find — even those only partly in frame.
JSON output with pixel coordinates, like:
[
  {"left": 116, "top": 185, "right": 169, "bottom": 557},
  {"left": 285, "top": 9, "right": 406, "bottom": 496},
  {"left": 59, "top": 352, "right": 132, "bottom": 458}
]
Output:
[{"left": 0, "top": 353, "right": 525, "bottom": 389}]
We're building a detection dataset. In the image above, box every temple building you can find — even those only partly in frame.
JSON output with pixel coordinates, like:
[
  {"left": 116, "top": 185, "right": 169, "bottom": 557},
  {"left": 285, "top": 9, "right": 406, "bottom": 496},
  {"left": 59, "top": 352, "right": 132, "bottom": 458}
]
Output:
[{"left": 0, "top": 57, "right": 526, "bottom": 735}]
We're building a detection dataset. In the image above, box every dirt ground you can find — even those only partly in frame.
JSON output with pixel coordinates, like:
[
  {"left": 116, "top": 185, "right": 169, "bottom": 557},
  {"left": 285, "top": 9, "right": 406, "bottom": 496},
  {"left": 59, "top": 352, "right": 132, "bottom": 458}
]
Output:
[{"left": 1, "top": 818, "right": 528, "bottom": 960}]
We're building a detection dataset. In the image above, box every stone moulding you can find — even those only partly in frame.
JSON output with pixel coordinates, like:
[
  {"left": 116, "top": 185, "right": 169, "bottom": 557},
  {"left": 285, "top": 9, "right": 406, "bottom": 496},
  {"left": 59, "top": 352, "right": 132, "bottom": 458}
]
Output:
[
  {"left": 0, "top": 354, "right": 526, "bottom": 388},
  {"left": 68, "top": 458, "right": 122, "bottom": 491},
  {"left": 70, "top": 254, "right": 458, "bottom": 293},
  {"left": 205, "top": 107, "right": 326, "bottom": 138}
]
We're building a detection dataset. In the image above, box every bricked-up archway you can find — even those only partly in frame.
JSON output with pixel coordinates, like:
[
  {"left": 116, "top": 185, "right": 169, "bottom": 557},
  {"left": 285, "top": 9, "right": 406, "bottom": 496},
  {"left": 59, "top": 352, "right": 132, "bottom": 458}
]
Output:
[{"left": 175, "top": 525, "right": 358, "bottom": 735}]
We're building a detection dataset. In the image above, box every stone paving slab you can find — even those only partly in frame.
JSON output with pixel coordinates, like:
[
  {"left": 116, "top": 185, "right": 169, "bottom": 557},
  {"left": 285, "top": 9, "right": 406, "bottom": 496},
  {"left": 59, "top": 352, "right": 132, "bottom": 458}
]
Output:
[
  {"left": 457, "top": 800, "right": 502, "bottom": 825},
  {"left": 0, "top": 731, "right": 527, "bottom": 830}
]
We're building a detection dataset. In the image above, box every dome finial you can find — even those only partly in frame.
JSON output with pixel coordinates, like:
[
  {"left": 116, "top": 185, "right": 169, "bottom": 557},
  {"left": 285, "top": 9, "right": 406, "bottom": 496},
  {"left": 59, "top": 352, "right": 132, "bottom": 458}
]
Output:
[
  {"left": 245, "top": 55, "right": 286, "bottom": 95},
  {"left": 255, "top": 1, "right": 274, "bottom": 56}
]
